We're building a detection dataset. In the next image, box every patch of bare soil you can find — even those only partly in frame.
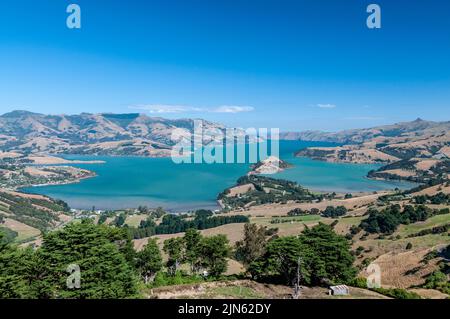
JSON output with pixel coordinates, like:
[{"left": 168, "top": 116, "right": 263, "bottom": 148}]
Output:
[
  {"left": 146, "top": 280, "right": 388, "bottom": 299},
  {"left": 380, "top": 169, "right": 416, "bottom": 178},
  {"left": 134, "top": 223, "right": 246, "bottom": 251},
  {"left": 298, "top": 286, "right": 389, "bottom": 299},
  {"left": 26, "top": 155, "right": 104, "bottom": 165},
  {"left": 3, "top": 218, "right": 41, "bottom": 239},
  {"left": 147, "top": 280, "right": 291, "bottom": 299},
  {"left": 227, "top": 184, "right": 256, "bottom": 197},
  {"left": 227, "top": 192, "right": 387, "bottom": 217},
  {"left": 364, "top": 249, "right": 440, "bottom": 289},
  {"left": 409, "top": 288, "right": 449, "bottom": 299},
  {"left": 414, "top": 159, "right": 440, "bottom": 171},
  {"left": 2, "top": 189, "right": 50, "bottom": 201},
  {"left": 0, "top": 151, "right": 22, "bottom": 159},
  {"left": 411, "top": 184, "right": 450, "bottom": 196}
]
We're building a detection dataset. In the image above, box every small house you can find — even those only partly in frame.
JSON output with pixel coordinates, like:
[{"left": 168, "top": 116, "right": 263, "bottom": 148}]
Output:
[{"left": 329, "top": 285, "right": 350, "bottom": 296}]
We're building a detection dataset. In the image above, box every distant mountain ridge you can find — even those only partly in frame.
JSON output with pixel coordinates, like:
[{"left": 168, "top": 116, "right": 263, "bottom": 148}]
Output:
[
  {"left": 0, "top": 110, "right": 225, "bottom": 157},
  {"left": 280, "top": 118, "right": 450, "bottom": 144},
  {"left": 286, "top": 118, "right": 450, "bottom": 183}
]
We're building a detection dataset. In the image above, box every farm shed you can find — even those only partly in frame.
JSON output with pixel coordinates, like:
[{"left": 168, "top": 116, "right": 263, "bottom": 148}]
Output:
[{"left": 328, "top": 285, "right": 350, "bottom": 296}]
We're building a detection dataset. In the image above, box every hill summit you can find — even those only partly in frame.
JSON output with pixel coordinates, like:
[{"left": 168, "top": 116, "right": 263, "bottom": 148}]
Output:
[{"left": 0, "top": 111, "right": 225, "bottom": 157}]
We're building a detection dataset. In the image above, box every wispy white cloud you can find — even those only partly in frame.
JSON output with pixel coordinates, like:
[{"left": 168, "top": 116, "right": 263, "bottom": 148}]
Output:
[
  {"left": 212, "top": 105, "right": 254, "bottom": 113},
  {"left": 131, "top": 104, "right": 193, "bottom": 114},
  {"left": 316, "top": 103, "right": 336, "bottom": 109},
  {"left": 130, "top": 104, "right": 254, "bottom": 114}
]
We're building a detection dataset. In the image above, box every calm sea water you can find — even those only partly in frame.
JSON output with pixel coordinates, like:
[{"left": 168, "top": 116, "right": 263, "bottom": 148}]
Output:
[{"left": 22, "top": 141, "right": 417, "bottom": 211}]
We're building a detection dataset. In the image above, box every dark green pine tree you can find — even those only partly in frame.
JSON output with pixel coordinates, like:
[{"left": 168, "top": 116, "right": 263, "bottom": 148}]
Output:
[
  {"left": 249, "top": 223, "right": 356, "bottom": 286},
  {"left": 249, "top": 235, "right": 304, "bottom": 284},
  {"left": 136, "top": 238, "right": 163, "bottom": 284},
  {"left": 299, "top": 223, "right": 356, "bottom": 285},
  {"left": 198, "top": 235, "right": 230, "bottom": 277},
  {"left": 163, "top": 237, "right": 185, "bottom": 275},
  {"left": 235, "top": 223, "right": 269, "bottom": 268},
  {"left": 36, "top": 220, "right": 139, "bottom": 299},
  {"left": 183, "top": 228, "right": 202, "bottom": 274},
  {"left": 0, "top": 232, "right": 35, "bottom": 298}
]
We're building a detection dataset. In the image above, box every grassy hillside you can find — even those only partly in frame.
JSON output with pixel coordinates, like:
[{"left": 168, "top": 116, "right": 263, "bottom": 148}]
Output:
[
  {"left": 218, "top": 175, "right": 319, "bottom": 210},
  {"left": 0, "top": 110, "right": 226, "bottom": 157},
  {"left": 291, "top": 119, "right": 450, "bottom": 183},
  {"left": 0, "top": 190, "right": 70, "bottom": 242}
]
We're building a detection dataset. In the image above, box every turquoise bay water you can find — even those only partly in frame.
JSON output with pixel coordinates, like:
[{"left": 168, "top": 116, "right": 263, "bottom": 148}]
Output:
[{"left": 23, "top": 141, "right": 417, "bottom": 211}]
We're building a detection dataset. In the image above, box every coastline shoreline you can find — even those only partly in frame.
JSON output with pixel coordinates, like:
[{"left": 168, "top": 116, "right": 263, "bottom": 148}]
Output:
[
  {"left": 13, "top": 152, "right": 419, "bottom": 212},
  {"left": 18, "top": 173, "right": 97, "bottom": 191}
]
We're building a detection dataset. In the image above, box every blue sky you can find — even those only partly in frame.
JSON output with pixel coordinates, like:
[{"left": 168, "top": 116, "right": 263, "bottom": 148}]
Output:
[{"left": 0, "top": 0, "right": 449, "bottom": 131}]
